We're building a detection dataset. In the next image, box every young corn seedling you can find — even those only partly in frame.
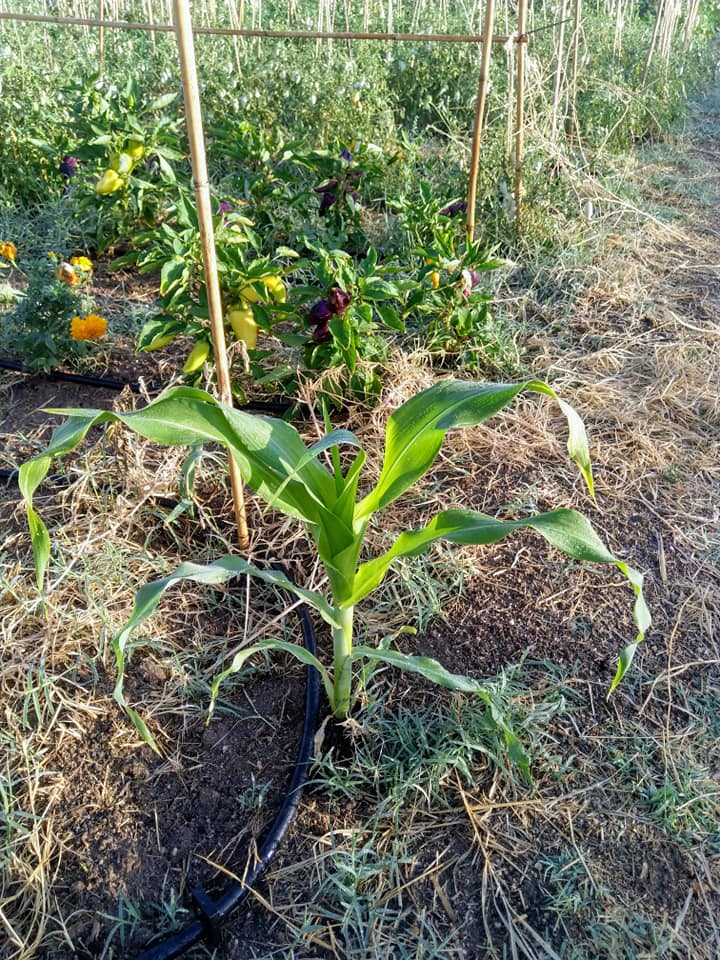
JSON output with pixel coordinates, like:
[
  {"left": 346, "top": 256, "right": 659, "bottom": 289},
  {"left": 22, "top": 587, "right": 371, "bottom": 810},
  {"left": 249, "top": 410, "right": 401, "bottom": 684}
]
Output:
[{"left": 20, "top": 379, "right": 650, "bottom": 759}]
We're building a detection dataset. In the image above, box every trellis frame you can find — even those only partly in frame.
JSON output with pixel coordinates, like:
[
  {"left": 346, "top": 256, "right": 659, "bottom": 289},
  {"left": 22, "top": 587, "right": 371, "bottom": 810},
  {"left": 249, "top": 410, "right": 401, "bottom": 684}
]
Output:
[{"left": 0, "top": 7, "right": 531, "bottom": 227}]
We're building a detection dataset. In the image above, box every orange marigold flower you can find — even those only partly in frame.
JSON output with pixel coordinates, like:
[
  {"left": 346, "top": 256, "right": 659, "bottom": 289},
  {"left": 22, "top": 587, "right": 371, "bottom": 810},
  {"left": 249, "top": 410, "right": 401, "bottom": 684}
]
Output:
[
  {"left": 70, "top": 314, "right": 108, "bottom": 341},
  {"left": 70, "top": 256, "right": 93, "bottom": 274},
  {"left": 0, "top": 241, "right": 17, "bottom": 263},
  {"left": 57, "top": 261, "right": 79, "bottom": 285}
]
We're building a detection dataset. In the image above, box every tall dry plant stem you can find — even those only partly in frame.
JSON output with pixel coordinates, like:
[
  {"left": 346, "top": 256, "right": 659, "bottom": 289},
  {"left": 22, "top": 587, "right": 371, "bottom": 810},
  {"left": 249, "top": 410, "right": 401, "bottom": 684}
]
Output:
[
  {"left": 613, "top": 0, "right": 627, "bottom": 54},
  {"left": 683, "top": 0, "right": 700, "bottom": 51},
  {"left": 145, "top": 0, "right": 157, "bottom": 52},
  {"left": 658, "top": 0, "right": 681, "bottom": 62},
  {"left": 568, "top": 0, "right": 582, "bottom": 136},
  {"left": 641, "top": 0, "right": 665, "bottom": 88},
  {"left": 504, "top": 0, "right": 514, "bottom": 160},
  {"left": 514, "top": 0, "right": 528, "bottom": 227},
  {"left": 225, "top": 0, "right": 243, "bottom": 69},
  {"left": 98, "top": 0, "right": 104, "bottom": 72},
  {"left": 172, "top": 0, "right": 250, "bottom": 550}
]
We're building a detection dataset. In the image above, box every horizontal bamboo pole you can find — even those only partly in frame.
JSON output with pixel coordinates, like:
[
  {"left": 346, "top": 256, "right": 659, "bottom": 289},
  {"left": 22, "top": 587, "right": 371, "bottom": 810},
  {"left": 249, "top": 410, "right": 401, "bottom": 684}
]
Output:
[{"left": 0, "top": 11, "right": 516, "bottom": 43}]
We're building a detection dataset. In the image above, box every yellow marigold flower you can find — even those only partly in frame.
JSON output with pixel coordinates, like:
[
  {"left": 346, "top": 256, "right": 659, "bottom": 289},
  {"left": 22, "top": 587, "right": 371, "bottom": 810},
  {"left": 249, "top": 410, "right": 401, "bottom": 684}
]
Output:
[
  {"left": 70, "top": 256, "right": 93, "bottom": 274},
  {"left": 70, "top": 314, "right": 108, "bottom": 341},
  {"left": 0, "top": 241, "right": 17, "bottom": 263}
]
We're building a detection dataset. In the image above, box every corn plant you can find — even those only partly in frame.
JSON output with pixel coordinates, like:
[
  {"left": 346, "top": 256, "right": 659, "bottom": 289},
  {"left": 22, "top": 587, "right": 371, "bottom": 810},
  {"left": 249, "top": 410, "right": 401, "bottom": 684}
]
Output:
[{"left": 20, "top": 379, "right": 649, "bottom": 758}]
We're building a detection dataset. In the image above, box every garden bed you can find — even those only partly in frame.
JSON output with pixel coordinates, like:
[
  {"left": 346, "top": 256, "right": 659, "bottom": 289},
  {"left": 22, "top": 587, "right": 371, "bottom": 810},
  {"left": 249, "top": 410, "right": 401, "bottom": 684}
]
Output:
[{"left": 2, "top": 22, "right": 720, "bottom": 960}]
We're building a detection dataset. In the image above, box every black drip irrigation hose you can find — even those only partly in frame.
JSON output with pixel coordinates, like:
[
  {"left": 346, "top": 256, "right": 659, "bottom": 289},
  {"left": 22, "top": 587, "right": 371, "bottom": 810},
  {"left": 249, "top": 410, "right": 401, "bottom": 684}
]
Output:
[
  {"left": 0, "top": 357, "right": 291, "bottom": 415},
  {"left": 0, "top": 356, "right": 146, "bottom": 393},
  {"left": 137, "top": 593, "right": 320, "bottom": 960},
  {"left": 2, "top": 465, "right": 321, "bottom": 958},
  {"left": 1, "top": 467, "right": 70, "bottom": 487}
]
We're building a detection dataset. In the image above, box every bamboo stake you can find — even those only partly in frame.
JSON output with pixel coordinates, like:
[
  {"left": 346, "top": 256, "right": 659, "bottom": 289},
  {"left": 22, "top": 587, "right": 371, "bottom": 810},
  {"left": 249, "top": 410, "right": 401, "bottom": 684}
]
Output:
[
  {"left": 505, "top": 13, "right": 514, "bottom": 161},
  {"left": 683, "top": 0, "right": 700, "bottom": 52},
  {"left": 0, "top": 11, "right": 515, "bottom": 43},
  {"left": 466, "top": 0, "right": 496, "bottom": 240},
  {"left": 550, "top": 0, "right": 568, "bottom": 138},
  {"left": 659, "top": 0, "right": 680, "bottom": 62},
  {"left": 315, "top": 0, "right": 322, "bottom": 57},
  {"left": 98, "top": 0, "right": 104, "bottom": 72},
  {"left": 613, "top": 0, "right": 624, "bottom": 54},
  {"left": 145, "top": 0, "right": 157, "bottom": 52},
  {"left": 226, "top": 0, "right": 243, "bottom": 67},
  {"left": 172, "top": 0, "right": 250, "bottom": 550},
  {"left": 514, "top": 0, "right": 527, "bottom": 228},
  {"left": 567, "top": 0, "right": 582, "bottom": 138}
]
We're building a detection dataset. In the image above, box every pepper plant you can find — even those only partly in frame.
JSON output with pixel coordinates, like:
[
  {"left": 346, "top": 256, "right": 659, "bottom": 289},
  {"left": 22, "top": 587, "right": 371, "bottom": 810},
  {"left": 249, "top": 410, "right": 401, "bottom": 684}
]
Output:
[{"left": 20, "top": 379, "right": 649, "bottom": 758}]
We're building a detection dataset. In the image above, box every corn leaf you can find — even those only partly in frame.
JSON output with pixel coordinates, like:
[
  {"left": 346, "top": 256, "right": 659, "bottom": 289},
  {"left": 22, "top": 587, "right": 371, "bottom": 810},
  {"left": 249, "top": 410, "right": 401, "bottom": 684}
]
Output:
[
  {"left": 211, "top": 638, "right": 334, "bottom": 712},
  {"left": 353, "top": 645, "right": 530, "bottom": 776},
  {"left": 113, "top": 389, "right": 338, "bottom": 524},
  {"left": 18, "top": 388, "right": 350, "bottom": 589},
  {"left": 348, "top": 507, "right": 650, "bottom": 681},
  {"left": 37, "top": 387, "right": 338, "bottom": 527},
  {"left": 114, "top": 557, "right": 340, "bottom": 665},
  {"left": 109, "top": 556, "right": 339, "bottom": 749},
  {"left": 353, "top": 644, "right": 494, "bottom": 694},
  {"left": 19, "top": 410, "right": 115, "bottom": 590},
  {"left": 357, "top": 379, "right": 594, "bottom": 519}
]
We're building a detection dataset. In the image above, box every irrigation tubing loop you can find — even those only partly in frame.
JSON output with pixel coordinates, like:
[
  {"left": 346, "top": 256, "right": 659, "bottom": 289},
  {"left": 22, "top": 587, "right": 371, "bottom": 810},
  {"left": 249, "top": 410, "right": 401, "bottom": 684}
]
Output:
[{"left": 136, "top": 581, "right": 320, "bottom": 959}]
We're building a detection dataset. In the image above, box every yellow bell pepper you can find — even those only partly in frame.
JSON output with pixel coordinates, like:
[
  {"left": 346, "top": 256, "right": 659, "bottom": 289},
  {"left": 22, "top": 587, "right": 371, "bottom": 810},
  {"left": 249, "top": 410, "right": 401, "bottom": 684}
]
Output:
[
  {"left": 96, "top": 169, "right": 124, "bottom": 195},
  {"left": 228, "top": 305, "right": 258, "bottom": 349},
  {"left": 110, "top": 152, "right": 134, "bottom": 175},
  {"left": 124, "top": 139, "right": 145, "bottom": 161},
  {"left": 144, "top": 332, "right": 176, "bottom": 351},
  {"left": 262, "top": 275, "right": 286, "bottom": 303},
  {"left": 239, "top": 284, "right": 263, "bottom": 304},
  {"left": 183, "top": 340, "right": 210, "bottom": 374},
  {"left": 239, "top": 275, "right": 286, "bottom": 304}
]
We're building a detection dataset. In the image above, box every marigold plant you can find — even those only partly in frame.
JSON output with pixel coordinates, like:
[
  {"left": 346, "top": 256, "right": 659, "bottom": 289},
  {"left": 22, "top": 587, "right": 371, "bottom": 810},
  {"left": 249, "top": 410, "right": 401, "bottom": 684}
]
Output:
[
  {"left": 2, "top": 256, "right": 105, "bottom": 370},
  {"left": 55, "top": 261, "right": 80, "bottom": 285},
  {"left": 70, "top": 256, "right": 93, "bottom": 275}
]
